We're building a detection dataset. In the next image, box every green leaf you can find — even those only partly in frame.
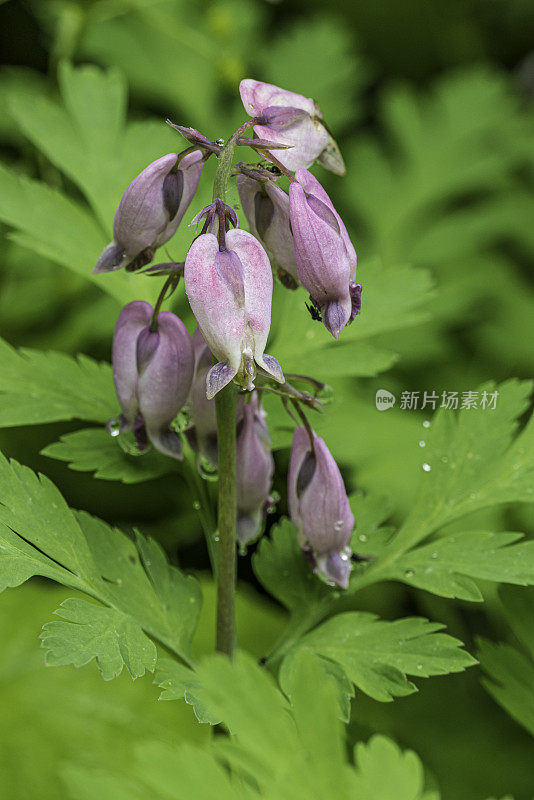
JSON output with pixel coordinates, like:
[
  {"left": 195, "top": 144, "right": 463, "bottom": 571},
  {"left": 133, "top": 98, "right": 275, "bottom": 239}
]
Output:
[
  {"left": 0, "top": 162, "right": 133, "bottom": 304},
  {"left": 280, "top": 612, "right": 476, "bottom": 703},
  {"left": 7, "top": 62, "right": 188, "bottom": 231},
  {"left": 479, "top": 586, "right": 534, "bottom": 737},
  {"left": 257, "top": 16, "right": 369, "bottom": 128},
  {"left": 351, "top": 735, "right": 439, "bottom": 800},
  {"left": 0, "top": 451, "right": 201, "bottom": 677},
  {"left": 42, "top": 428, "right": 176, "bottom": 483},
  {"left": 404, "top": 380, "right": 534, "bottom": 534},
  {"left": 0, "top": 582, "right": 206, "bottom": 800},
  {"left": 343, "top": 70, "right": 520, "bottom": 268},
  {"left": 355, "top": 380, "right": 534, "bottom": 591},
  {"left": 62, "top": 767, "right": 146, "bottom": 800},
  {"left": 388, "top": 532, "right": 534, "bottom": 601},
  {"left": 79, "top": 6, "right": 218, "bottom": 128},
  {"left": 0, "top": 336, "right": 116, "bottom": 426},
  {"left": 270, "top": 261, "right": 434, "bottom": 379},
  {"left": 41, "top": 598, "right": 157, "bottom": 680},
  {"left": 64, "top": 650, "right": 446, "bottom": 799},
  {"left": 155, "top": 658, "right": 220, "bottom": 724},
  {"left": 253, "top": 519, "right": 331, "bottom": 623}
]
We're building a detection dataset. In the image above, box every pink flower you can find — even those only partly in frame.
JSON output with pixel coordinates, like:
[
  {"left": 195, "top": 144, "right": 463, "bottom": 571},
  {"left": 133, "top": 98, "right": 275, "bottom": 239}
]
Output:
[
  {"left": 184, "top": 229, "right": 284, "bottom": 398},
  {"left": 288, "top": 426, "right": 354, "bottom": 588},
  {"left": 289, "top": 169, "right": 361, "bottom": 339},
  {"left": 239, "top": 79, "right": 345, "bottom": 174},
  {"left": 94, "top": 152, "right": 203, "bottom": 273},
  {"left": 111, "top": 301, "right": 194, "bottom": 458}
]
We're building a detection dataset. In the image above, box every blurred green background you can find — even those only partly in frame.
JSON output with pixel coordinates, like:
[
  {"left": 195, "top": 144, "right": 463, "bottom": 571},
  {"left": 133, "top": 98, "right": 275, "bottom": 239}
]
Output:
[{"left": 0, "top": 0, "right": 533, "bottom": 798}]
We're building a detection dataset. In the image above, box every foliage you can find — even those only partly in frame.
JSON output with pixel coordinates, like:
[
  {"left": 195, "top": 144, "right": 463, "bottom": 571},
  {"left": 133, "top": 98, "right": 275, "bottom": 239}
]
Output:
[{"left": 1, "top": 1, "right": 534, "bottom": 798}]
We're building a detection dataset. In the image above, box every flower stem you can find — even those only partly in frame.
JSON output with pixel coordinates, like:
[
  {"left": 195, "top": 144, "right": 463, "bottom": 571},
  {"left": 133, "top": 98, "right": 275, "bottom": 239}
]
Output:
[
  {"left": 214, "top": 382, "right": 238, "bottom": 657},
  {"left": 212, "top": 119, "right": 257, "bottom": 202},
  {"left": 209, "top": 118, "right": 257, "bottom": 657}
]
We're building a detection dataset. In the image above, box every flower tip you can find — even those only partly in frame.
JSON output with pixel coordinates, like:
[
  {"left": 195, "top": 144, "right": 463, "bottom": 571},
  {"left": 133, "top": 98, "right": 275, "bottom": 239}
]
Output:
[
  {"left": 257, "top": 354, "right": 285, "bottom": 384},
  {"left": 206, "top": 362, "right": 238, "bottom": 399},
  {"left": 150, "top": 428, "right": 184, "bottom": 460},
  {"left": 318, "top": 550, "right": 352, "bottom": 589},
  {"left": 93, "top": 242, "right": 125, "bottom": 274},
  {"left": 323, "top": 302, "right": 348, "bottom": 339}
]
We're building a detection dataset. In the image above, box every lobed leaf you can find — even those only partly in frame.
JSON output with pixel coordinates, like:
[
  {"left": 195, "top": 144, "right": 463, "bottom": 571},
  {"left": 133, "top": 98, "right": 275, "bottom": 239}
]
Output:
[
  {"left": 0, "top": 451, "right": 201, "bottom": 677},
  {"left": 387, "top": 532, "right": 534, "bottom": 602},
  {"left": 41, "top": 598, "right": 157, "bottom": 681},
  {"left": 0, "top": 336, "right": 116, "bottom": 427},
  {"left": 280, "top": 612, "right": 476, "bottom": 703},
  {"left": 42, "top": 428, "right": 176, "bottom": 483}
]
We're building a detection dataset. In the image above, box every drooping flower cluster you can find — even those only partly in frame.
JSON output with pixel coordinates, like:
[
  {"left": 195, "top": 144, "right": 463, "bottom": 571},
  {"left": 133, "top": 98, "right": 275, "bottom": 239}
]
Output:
[{"left": 94, "top": 78, "right": 361, "bottom": 588}]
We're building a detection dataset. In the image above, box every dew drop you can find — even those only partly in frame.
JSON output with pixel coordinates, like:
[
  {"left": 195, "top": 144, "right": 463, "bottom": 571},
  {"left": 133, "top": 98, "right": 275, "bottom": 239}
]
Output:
[
  {"left": 192, "top": 500, "right": 201, "bottom": 511},
  {"left": 422, "top": 463, "right": 431, "bottom": 472},
  {"left": 417, "top": 664, "right": 423, "bottom": 670},
  {"left": 358, "top": 534, "right": 368, "bottom": 543},
  {"left": 214, "top": 535, "right": 220, "bottom": 543},
  {"left": 441, "top": 456, "right": 448, "bottom": 463},
  {"left": 422, "top": 420, "right": 431, "bottom": 428},
  {"left": 334, "top": 519, "right": 344, "bottom": 531},
  {"left": 404, "top": 569, "right": 414, "bottom": 578},
  {"left": 419, "top": 440, "right": 426, "bottom": 448},
  {"left": 431, "top": 552, "right": 438, "bottom": 559}
]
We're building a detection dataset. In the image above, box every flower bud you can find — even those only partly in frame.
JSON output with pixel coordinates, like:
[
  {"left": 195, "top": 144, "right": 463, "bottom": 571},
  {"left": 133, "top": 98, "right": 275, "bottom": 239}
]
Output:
[
  {"left": 288, "top": 426, "right": 354, "bottom": 588},
  {"left": 94, "top": 152, "right": 203, "bottom": 274},
  {"left": 236, "top": 394, "right": 274, "bottom": 548},
  {"left": 184, "top": 229, "right": 284, "bottom": 398},
  {"left": 112, "top": 301, "right": 194, "bottom": 458},
  {"left": 239, "top": 79, "right": 345, "bottom": 174},
  {"left": 236, "top": 174, "right": 298, "bottom": 286},
  {"left": 289, "top": 169, "right": 360, "bottom": 339}
]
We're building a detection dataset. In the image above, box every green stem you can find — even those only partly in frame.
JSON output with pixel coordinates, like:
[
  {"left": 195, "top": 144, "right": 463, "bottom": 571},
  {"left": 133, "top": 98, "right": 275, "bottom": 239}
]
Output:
[
  {"left": 209, "top": 118, "right": 258, "bottom": 657},
  {"left": 181, "top": 445, "right": 218, "bottom": 575},
  {"left": 212, "top": 119, "right": 257, "bottom": 202},
  {"left": 214, "top": 382, "right": 238, "bottom": 657}
]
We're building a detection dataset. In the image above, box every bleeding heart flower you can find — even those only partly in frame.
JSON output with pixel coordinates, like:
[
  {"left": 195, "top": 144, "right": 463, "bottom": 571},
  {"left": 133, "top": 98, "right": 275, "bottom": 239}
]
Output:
[
  {"left": 94, "top": 152, "right": 204, "bottom": 274},
  {"left": 288, "top": 425, "right": 354, "bottom": 588},
  {"left": 111, "top": 301, "right": 194, "bottom": 459},
  {"left": 289, "top": 168, "right": 361, "bottom": 339},
  {"left": 239, "top": 79, "right": 345, "bottom": 175},
  {"left": 184, "top": 227, "right": 284, "bottom": 399}
]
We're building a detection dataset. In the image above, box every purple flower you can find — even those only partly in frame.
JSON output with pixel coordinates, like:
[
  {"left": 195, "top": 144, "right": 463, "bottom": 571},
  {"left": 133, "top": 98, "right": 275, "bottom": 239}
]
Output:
[
  {"left": 94, "top": 152, "right": 203, "bottom": 274},
  {"left": 236, "top": 394, "right": 275, "bottom": 548},
  {"left": 236, "top": 173, "right": 298, "bottom": 287},
  {"left": 289, "top": 169, "right": 361, "bottom": 339},
  {"left": 239, "top": 79, "right": 345, "bottom": 174},
  {"left": 288, "top": 426, "right": 354, "bottom": 588},
  {"left": 111, "top": 301, "right": 194, "bottom": 458},
  {"left": 184, "top": 228, "right": 284, "bottom": 398}
]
